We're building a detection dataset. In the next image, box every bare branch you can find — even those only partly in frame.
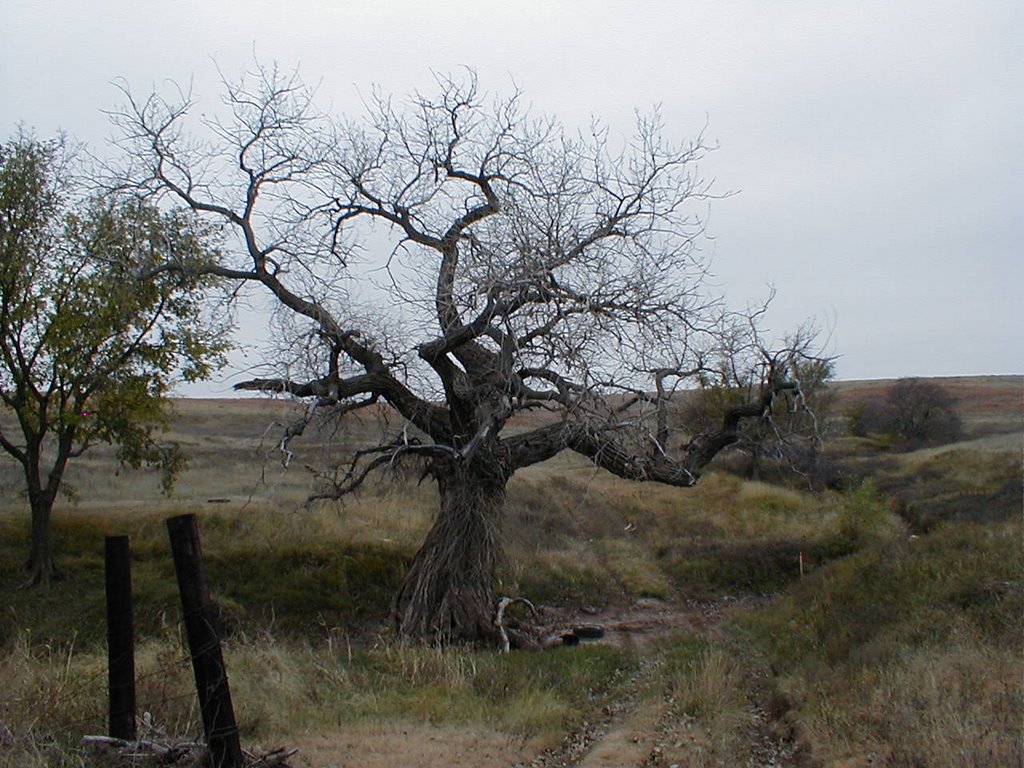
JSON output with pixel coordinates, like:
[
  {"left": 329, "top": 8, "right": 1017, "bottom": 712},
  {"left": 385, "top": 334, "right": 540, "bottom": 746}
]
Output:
[{"left": 110, "top": 65, "right": 830, "bottom": 644}]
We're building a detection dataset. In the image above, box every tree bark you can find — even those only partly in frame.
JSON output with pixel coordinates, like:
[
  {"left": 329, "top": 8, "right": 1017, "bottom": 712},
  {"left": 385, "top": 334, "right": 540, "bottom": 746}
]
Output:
[
  {"left": 22, "top": 442, "right": 70, "bottom": 587},
  {"left": 26, "top": 492, "right": 57, "bottom": 586},
  {"left": 390, "top": 461, "right": 507, "bottom": 644}
]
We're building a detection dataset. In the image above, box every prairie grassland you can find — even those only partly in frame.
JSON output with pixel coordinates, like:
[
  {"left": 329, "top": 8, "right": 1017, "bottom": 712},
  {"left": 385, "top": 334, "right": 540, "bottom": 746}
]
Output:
[
  {"left": 0, "top": 377, "right": 1020, "bottom": 767},
  {"left": 735, "top": 516, "right": 1023, "bottom": 767},
  {"left": 0, "top": 627, "right": 631, "bottom": 765}
]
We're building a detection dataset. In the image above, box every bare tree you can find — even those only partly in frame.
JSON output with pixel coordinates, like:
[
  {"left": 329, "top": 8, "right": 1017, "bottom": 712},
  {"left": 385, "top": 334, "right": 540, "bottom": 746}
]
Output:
[{"left": 111, "top": 64, "right": 826, "bottom": 644}]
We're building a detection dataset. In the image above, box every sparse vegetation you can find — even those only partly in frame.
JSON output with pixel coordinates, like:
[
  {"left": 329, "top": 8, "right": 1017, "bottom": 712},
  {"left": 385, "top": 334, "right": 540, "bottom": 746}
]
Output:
[{"left": 0, "top": 375, "right": 1020, "bottom": 767}]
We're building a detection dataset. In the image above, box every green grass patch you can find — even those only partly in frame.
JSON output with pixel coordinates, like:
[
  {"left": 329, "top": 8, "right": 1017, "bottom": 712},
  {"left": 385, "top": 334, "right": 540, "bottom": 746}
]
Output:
[
  {"left": 741, "top": 519, "right": 1023, "bottom": 669},
  {"left": 507, "top": 544, "right": 615, "bottom": 606},
  {"left": 662, "top": 482, "right": 905, "bottom": 598},
  {"left": 663, "top": 536, "right": 855, "bottom": 597},
  {"left": 349, "top": 641, "right": 629, "bottom": 728},
  {"left": 0, "top": 509, "right": 415, "bottom": 648},
  {"left": 597, "top": 538, "right": 671, "bottom": 599},
  {"left": 205, "top": 540, "right": 414, "bottom": 636}
]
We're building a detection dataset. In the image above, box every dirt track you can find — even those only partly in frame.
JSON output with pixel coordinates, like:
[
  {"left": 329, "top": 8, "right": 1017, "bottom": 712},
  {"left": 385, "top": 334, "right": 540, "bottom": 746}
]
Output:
[
  {"left": 525, "top": 598, "right": 798, "bottom": 768},
  {"left": 286, "top": 597, "right": 800, "bottom": 768}
]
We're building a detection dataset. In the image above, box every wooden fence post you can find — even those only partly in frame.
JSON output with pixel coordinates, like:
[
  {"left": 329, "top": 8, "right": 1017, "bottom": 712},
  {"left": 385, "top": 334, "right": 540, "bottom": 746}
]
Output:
[
  {"left": 166, "top": 514, "right": 243, "bottom": 768},
  {"left": 105, "top": 535, "right": 136, "bottom": 741}
]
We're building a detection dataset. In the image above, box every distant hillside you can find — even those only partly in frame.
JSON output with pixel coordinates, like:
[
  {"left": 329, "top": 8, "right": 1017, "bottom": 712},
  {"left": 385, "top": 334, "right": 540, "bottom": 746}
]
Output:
[
  {"left": 828, "top": 374, "right": 1022, "bottom": 443},
  {"left": 1, "top": 375, "right": 1019, "bottom": 513}
]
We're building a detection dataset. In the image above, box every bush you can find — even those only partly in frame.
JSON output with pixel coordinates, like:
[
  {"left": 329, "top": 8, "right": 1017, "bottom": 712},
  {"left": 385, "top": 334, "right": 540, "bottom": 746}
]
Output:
[{"left": 847, "top": 378, "right": 962, "bottom": 447}]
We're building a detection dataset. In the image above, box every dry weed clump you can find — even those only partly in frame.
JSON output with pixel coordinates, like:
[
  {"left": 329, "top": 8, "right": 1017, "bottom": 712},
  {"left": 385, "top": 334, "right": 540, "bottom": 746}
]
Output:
[
  {"left": 671, "top": 644, "right": 750, "bottom": 765},
  {"left": 0, "top": 636, "right": 105, "bottom": 767},
  {"left": 130, "top": 640, "right": 200, "bottom": 738}
]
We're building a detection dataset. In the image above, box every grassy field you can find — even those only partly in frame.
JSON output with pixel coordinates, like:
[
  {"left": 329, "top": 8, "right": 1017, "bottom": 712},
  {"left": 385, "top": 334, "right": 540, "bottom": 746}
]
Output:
[{"left": 0, "top": 376, "right": 1020, "bottom": 767}]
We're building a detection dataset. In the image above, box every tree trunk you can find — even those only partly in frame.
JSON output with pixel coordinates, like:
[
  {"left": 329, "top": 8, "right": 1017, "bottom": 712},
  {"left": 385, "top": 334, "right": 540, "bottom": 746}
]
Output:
[
  {"left": 21, "top": 436, "right": 72, "bottom": 587},
  {"left": 26, "top": 492, "right": 57, "bottom": 586},
  {"left": 390, "top": 463, "right": 506, "bottom": 644}
]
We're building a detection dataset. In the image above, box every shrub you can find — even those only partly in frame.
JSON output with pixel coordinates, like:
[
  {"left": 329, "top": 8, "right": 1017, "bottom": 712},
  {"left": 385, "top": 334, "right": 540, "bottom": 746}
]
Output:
[{"left": 847, "top": 378, "right": 962, "bottom": 447}]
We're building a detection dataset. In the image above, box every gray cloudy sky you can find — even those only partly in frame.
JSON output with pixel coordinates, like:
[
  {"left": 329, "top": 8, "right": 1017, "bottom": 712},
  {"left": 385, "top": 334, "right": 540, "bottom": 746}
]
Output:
[{"left": 3, "top": 0, "right": 1022, "bottom": 392}]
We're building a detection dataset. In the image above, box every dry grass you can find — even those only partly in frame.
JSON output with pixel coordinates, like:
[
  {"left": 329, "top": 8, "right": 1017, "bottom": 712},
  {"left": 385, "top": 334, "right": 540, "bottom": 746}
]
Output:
[
  {"left": 785, "top": 633, "right": 1024, "bottom": 768},
  {"left": 737, "top": 516, "right": 1024, "bottom": 767},
  {"left": 0, "top": 378, "right": 1020, "bottom": 766},
  {"left": 0, "top": 636, "right": 106, "bottom": 767},
  {"left": 668, "top": 643, "right": 751, "bottom": 766},
  {"left": 860, "top": 637, "right": 1019, "bottom": 767},
  {"left": 0, "top": 630, "right": 629, "bottom": 766}
]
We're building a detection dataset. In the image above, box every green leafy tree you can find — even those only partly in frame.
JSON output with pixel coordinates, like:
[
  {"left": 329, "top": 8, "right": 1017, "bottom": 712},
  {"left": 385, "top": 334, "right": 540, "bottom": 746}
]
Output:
[{"left": 0, "top": 132, "right": 227, "bottom": 585}]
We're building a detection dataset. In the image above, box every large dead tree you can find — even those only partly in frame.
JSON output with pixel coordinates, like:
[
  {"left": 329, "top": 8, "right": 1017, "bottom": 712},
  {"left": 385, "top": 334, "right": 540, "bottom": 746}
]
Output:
[{"left": 112, "top": 64, "right": 825, "bottom": 644}]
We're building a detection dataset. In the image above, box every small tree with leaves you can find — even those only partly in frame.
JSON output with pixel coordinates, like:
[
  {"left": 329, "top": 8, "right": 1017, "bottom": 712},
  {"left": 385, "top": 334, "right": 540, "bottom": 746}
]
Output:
[
  {"left": 113, "top": 65, "right": 828, "bottom": 644},
  {"left": 0, "top": 132, "right": 227, "bottom": 585}
]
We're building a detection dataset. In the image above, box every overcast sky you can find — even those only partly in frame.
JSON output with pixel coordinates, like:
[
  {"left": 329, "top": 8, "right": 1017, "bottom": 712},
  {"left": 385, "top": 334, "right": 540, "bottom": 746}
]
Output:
[{"left": 3, "top": 0, "right": 1021, "bottom": 393}]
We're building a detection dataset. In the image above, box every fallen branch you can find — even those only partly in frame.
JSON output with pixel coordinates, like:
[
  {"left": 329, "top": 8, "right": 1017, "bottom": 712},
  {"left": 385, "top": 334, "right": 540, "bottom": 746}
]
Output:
[
  {"left": 245, "top": 746, "right": 300, "bottom": 767},
  {"left": 80, "top": 736, "right": 299, "bottom": 766},
  {"left": 80, "top": 734, "right": 203, "bottom": 762},
  {"left": 495, "top": 596, "right": 539, "bottom": 652}
]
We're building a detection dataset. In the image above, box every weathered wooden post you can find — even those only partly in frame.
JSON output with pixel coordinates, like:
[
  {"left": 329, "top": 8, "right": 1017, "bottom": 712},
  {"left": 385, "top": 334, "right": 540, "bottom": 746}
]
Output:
[
  {"left": 105, "top": 535, "right": 136, "bottom": 741},
  {"left": 166, "top": 514, "right": 243, "bottom": 768}
]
